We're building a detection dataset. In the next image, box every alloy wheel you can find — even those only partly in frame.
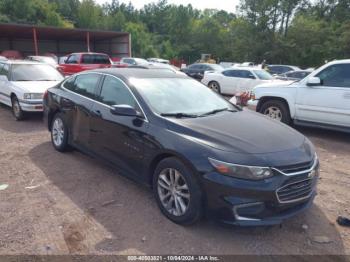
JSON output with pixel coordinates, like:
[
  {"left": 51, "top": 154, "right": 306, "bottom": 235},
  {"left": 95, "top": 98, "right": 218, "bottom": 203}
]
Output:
[
  {"left": 263, "top": 106, "right": 283, "bottom": 121},
  {"left": 52, "top": 118, "right": 65, "bottom": 147},
  {"left": 209, "top": 82, "right": 220, "bottom": 93},
  {"left": 157, "top": 168, "right": 190, "bottom": 217}
]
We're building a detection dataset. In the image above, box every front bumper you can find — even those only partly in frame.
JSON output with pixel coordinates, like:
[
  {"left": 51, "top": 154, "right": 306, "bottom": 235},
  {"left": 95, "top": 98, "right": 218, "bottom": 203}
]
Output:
[
  {"left": 19, "top": 99, "right": 43, "bottom": 112},
  {"left": 247, "top": 99, "right": 258, "bottom": 111},
  {"left": 202, "top": 160, "right": 319, "bottom": 226}
]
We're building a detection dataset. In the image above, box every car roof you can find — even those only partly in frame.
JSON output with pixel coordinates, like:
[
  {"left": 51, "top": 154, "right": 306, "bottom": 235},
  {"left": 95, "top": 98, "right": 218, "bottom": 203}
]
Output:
[
  {"left": 69, "top": 52, "right": 109, "bottom": 56},
  {"left": 89, "top": 68, "right": 187, "bottom": 80},
  {"left": 0, "top": 60, "right": 44, "bottom": 65}
]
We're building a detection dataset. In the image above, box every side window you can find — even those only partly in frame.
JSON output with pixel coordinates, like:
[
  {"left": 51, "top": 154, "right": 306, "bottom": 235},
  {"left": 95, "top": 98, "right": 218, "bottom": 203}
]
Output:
[
  {"left": 123, "top": 59, "right": 135, "bottom": 65},
  {"left": 0, "top": 64, "right": 5, "bottom": 75},
  {"left": 95, "top": 55, "right": 110, "bottom": 64},
  {"left": 240, "top": 70, "right": 255, "bottom": 79},
  {"left": 66, "top": 55, "right": 79, "bottom": 64},
  {"left": 98, "top": 76, "right": 137, "bottom": 108},
  {"left": 81, "top": 55, "right": 94, "bottom": 64},
  {"left": 189, "top": 64, "right": 200, "bottom": 70},
  {"left": 65, "top": 74, "right": 100, "bottom": 99},
  {"left": 63, "top": 76, "right": 76, "bottom": 90},
  {"left": 316, "top": 64, "right": 350, "bottom": 88},
  {"left": 281, "top": 67, "right": 292, "bottom": 73},
  {"left": 223, "top": 70, "right": 238, "bottom": 77},
  {"left": 0, "top": 64, "right": 10, "bottom": 77}
]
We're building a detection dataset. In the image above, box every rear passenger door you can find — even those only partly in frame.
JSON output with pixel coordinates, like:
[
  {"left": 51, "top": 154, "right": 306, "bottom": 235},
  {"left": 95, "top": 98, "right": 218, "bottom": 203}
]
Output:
[
  {"left": 221, "top": 70, "right": 239, "bottom": 94},
  {"left": 81, "top": 54, "right": 111, "bottom": 70},
  {"left": 89, "top": 75, "right": 149, "bottom": 181},
  {"left": 61, "top": 73, "right": 102, "bottom": 149}
]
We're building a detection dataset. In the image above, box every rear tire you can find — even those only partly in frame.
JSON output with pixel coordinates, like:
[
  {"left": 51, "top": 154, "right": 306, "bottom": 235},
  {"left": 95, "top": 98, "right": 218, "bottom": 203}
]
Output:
[
  {"left": 11, "top": 96, "right": 25, "bottom": 121},
  {"left": 51, "top": 113, "right": 70, "bottom": 152},
  {"left": 153, "top": 157, "right": 203, "bottom": 225},
  {"left": 208, "top": 81, "right": 221, "bottom": 94},
  {"left": 260, "top": 100, "right": 291, "bottom": 124}
]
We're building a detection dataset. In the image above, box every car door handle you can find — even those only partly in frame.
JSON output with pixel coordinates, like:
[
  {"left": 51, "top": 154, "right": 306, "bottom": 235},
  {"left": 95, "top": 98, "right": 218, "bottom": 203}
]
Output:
[{"left": 344, "top": 93, "right": 350, "bottom": 99}]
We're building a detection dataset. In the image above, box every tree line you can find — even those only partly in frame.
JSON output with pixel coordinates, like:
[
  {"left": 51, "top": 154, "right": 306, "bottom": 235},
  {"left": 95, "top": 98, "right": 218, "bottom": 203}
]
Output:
[{"left": 0, "top": 0, "right": 349, "bottom": 67}]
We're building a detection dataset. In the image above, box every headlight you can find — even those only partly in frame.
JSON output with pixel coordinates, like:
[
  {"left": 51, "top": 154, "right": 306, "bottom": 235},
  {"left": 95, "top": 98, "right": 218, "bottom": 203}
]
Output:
[
  {"left": 209, "top": 158, "right": 273, "bottom": 180},
  {"left": 23, "top": 93, "right": 43, "bottom": 100}
]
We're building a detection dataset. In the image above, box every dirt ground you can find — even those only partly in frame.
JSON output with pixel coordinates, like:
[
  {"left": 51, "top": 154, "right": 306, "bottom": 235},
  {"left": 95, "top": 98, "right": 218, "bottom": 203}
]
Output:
[{"left": 0, "top": 104, "right": 349, "bottom": 256}]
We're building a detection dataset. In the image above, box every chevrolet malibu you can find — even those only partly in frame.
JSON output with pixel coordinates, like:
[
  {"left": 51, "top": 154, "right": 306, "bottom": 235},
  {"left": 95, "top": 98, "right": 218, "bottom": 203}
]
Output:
[{"left": 43, "top": 69, "right": 319, "bottom": 226}]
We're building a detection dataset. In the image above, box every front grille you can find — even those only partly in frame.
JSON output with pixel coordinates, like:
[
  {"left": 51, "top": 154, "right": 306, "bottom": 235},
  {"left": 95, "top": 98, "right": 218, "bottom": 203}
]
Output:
[
  {"left": 275, "top": 160, "right": 314, "bottom": 174},
  {"left": 276, "top": 178, "right": 313, "bottom": 203}
]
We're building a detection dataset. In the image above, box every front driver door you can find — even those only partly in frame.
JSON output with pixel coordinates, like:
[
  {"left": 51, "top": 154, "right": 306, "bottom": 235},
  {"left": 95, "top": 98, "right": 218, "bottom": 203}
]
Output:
[
  {"left": 295, "top": 63, "right": 350, "bottom": 127},
  {"left": 89, "top": 75, "right": 149, "bottom": 181}
]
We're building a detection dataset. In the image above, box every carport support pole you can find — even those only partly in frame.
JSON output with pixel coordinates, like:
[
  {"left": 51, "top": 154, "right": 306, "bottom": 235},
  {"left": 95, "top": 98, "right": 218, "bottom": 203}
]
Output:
[
  {"left": 33, "top": 28, "right": 39, "bottom": 56},
  {"left": 87, "top": 32, "right": 90, "bottom": 52}
]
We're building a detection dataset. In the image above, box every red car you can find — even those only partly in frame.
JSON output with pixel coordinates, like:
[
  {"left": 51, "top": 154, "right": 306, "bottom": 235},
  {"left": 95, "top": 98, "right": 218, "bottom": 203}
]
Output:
[{"left": 58, "top": 52, "right": 112, "bottom": 76}]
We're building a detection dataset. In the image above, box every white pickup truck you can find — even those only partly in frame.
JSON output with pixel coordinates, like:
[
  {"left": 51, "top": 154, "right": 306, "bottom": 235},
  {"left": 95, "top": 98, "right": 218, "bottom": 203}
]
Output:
[{"left": 248, "top": 59, "right": 350, "bottom": 132}]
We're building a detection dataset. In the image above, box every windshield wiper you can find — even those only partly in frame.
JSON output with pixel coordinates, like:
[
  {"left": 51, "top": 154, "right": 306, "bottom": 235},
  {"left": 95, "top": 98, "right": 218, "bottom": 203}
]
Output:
[
  {"left": 199, "top": 108, "right": 235, "bottom": 117},
  {"left": 161, "top": 113, "right": 198, "bottom": 118}
]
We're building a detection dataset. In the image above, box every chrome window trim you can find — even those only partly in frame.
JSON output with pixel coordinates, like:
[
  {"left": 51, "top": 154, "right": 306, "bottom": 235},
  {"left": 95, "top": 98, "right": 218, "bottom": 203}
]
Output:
[{"left": 61, "top": 72, "right": 149, "bottom": 122}]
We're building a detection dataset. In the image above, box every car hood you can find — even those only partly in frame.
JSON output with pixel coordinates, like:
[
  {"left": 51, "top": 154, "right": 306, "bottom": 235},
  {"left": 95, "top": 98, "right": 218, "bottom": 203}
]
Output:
[
  {"left": 256, "top": 80, "right": 295, "bottom": 88},
  {"left": 12, "top": 81, "right": 61, "bottom": 93},
  {"left": 166, "top": 110, "right": 305, "bottom": 154}
]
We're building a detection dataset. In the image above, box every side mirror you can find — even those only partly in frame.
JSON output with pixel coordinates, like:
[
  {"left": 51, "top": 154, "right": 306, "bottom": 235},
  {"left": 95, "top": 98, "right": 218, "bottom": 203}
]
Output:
[
  {"left": 110, "top": 104, "right": 142, "bottom": 118},
  {"left": 307, "top": 76, "right": 321, "bottom": 86},
  {"left": 0, "top": 75, "right": 8, "bottom": 81},
  {"left": 248, "top": 74, "right": 256, "bottom": 79}
]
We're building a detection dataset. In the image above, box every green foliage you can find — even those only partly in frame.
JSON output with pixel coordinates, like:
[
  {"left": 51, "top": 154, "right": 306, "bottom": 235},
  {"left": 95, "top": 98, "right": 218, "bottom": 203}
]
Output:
[{"left": 0, "top": 0, "right": 350, "bottom": 67}]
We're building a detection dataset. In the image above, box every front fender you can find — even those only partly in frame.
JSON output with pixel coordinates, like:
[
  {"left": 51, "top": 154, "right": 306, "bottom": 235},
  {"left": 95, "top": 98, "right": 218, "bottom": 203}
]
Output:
[{"left": 255, "top": 87, "right": 297, "bottom": 118}]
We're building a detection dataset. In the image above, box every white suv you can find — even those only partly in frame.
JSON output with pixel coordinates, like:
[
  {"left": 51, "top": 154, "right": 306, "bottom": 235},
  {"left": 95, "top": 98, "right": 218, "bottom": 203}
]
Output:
[
  {"left": 0, "top": 60, "right": 63, "bottom": 120},
  {"left": 248, "top": 60, "right": 350, "bottom": 132}
]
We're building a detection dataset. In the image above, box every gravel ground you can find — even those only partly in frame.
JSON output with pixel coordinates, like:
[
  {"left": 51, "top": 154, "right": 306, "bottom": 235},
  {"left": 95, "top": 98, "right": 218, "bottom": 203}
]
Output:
[{"left": 0, "top": 104, "right": 349, "bottom": 255}]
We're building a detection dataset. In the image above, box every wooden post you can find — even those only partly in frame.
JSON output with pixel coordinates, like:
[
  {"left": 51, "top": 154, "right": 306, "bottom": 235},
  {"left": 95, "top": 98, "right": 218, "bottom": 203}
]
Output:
[
  {"left": 33, "top": 28, "right": 38, "bottom": 55},
  {"left": 128, "top": 33, "right": 131, "bottom": 57},
  {"left": 87, "top": 32, "right": 90, "bottom": 52}
]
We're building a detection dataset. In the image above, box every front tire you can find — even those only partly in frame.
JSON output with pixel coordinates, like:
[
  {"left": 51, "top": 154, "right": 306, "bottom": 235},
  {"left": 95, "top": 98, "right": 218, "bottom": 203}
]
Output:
[
  {"left": 153, "top": 157, "right": 203, "bottom": 225},
  {"left": 51, "top": 113, "right": 69, "bottom": 152},
  {"left": 208, "top": 81, "right": 221, "bottom": 93},
  {"left": 260, "top": 100, "right": 291, "bottom": 124},
  {"left": 11, "top": 96, "right": 25, "bottom": 121}
]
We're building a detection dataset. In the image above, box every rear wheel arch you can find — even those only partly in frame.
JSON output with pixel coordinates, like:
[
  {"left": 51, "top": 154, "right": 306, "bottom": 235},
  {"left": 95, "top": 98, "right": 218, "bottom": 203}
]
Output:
[
  {"left": 208, "top": 81, "right": 221, "bottom": 93},
  {"left": 48, "top": 109, "right": 61, "bottom": 131}
]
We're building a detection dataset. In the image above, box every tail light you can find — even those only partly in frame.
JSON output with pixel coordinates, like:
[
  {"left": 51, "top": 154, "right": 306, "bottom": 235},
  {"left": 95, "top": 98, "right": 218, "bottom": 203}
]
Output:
[{"left": 43, "top": 90, "right": 49, "bottom": 101}]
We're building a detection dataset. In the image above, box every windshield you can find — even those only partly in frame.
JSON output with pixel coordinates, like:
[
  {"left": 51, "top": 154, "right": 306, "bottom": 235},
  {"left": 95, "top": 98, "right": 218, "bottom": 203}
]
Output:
[
  {"left": 210, "top": 64, "right": 224, "bottom": 71},
  {"left": 131, "top": 78, "right": 237, "bottom": 116},
  {"left": 135, "top": 58, "right": 149, "bottom": 64},
  {"left": 39, "top": 57, "right": 57, "bottom": 65},
  {"left": 12, "top": 64, "right": 63, "bottom": 81},
  {"left": 253, "top": 70, "right": 274, "bottom": 80}
]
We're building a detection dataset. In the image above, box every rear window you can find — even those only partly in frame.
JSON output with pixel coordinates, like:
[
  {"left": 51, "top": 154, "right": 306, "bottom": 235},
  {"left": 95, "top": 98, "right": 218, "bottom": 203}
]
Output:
[{"left": 81, "top": 54, "right": 110, "bottom": 64}]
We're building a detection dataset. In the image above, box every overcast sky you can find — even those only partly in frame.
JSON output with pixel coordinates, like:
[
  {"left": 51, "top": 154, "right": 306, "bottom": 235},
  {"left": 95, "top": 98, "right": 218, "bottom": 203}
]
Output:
[{"left": 95, "top": 0, "right": 240, "bottom": 13}]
